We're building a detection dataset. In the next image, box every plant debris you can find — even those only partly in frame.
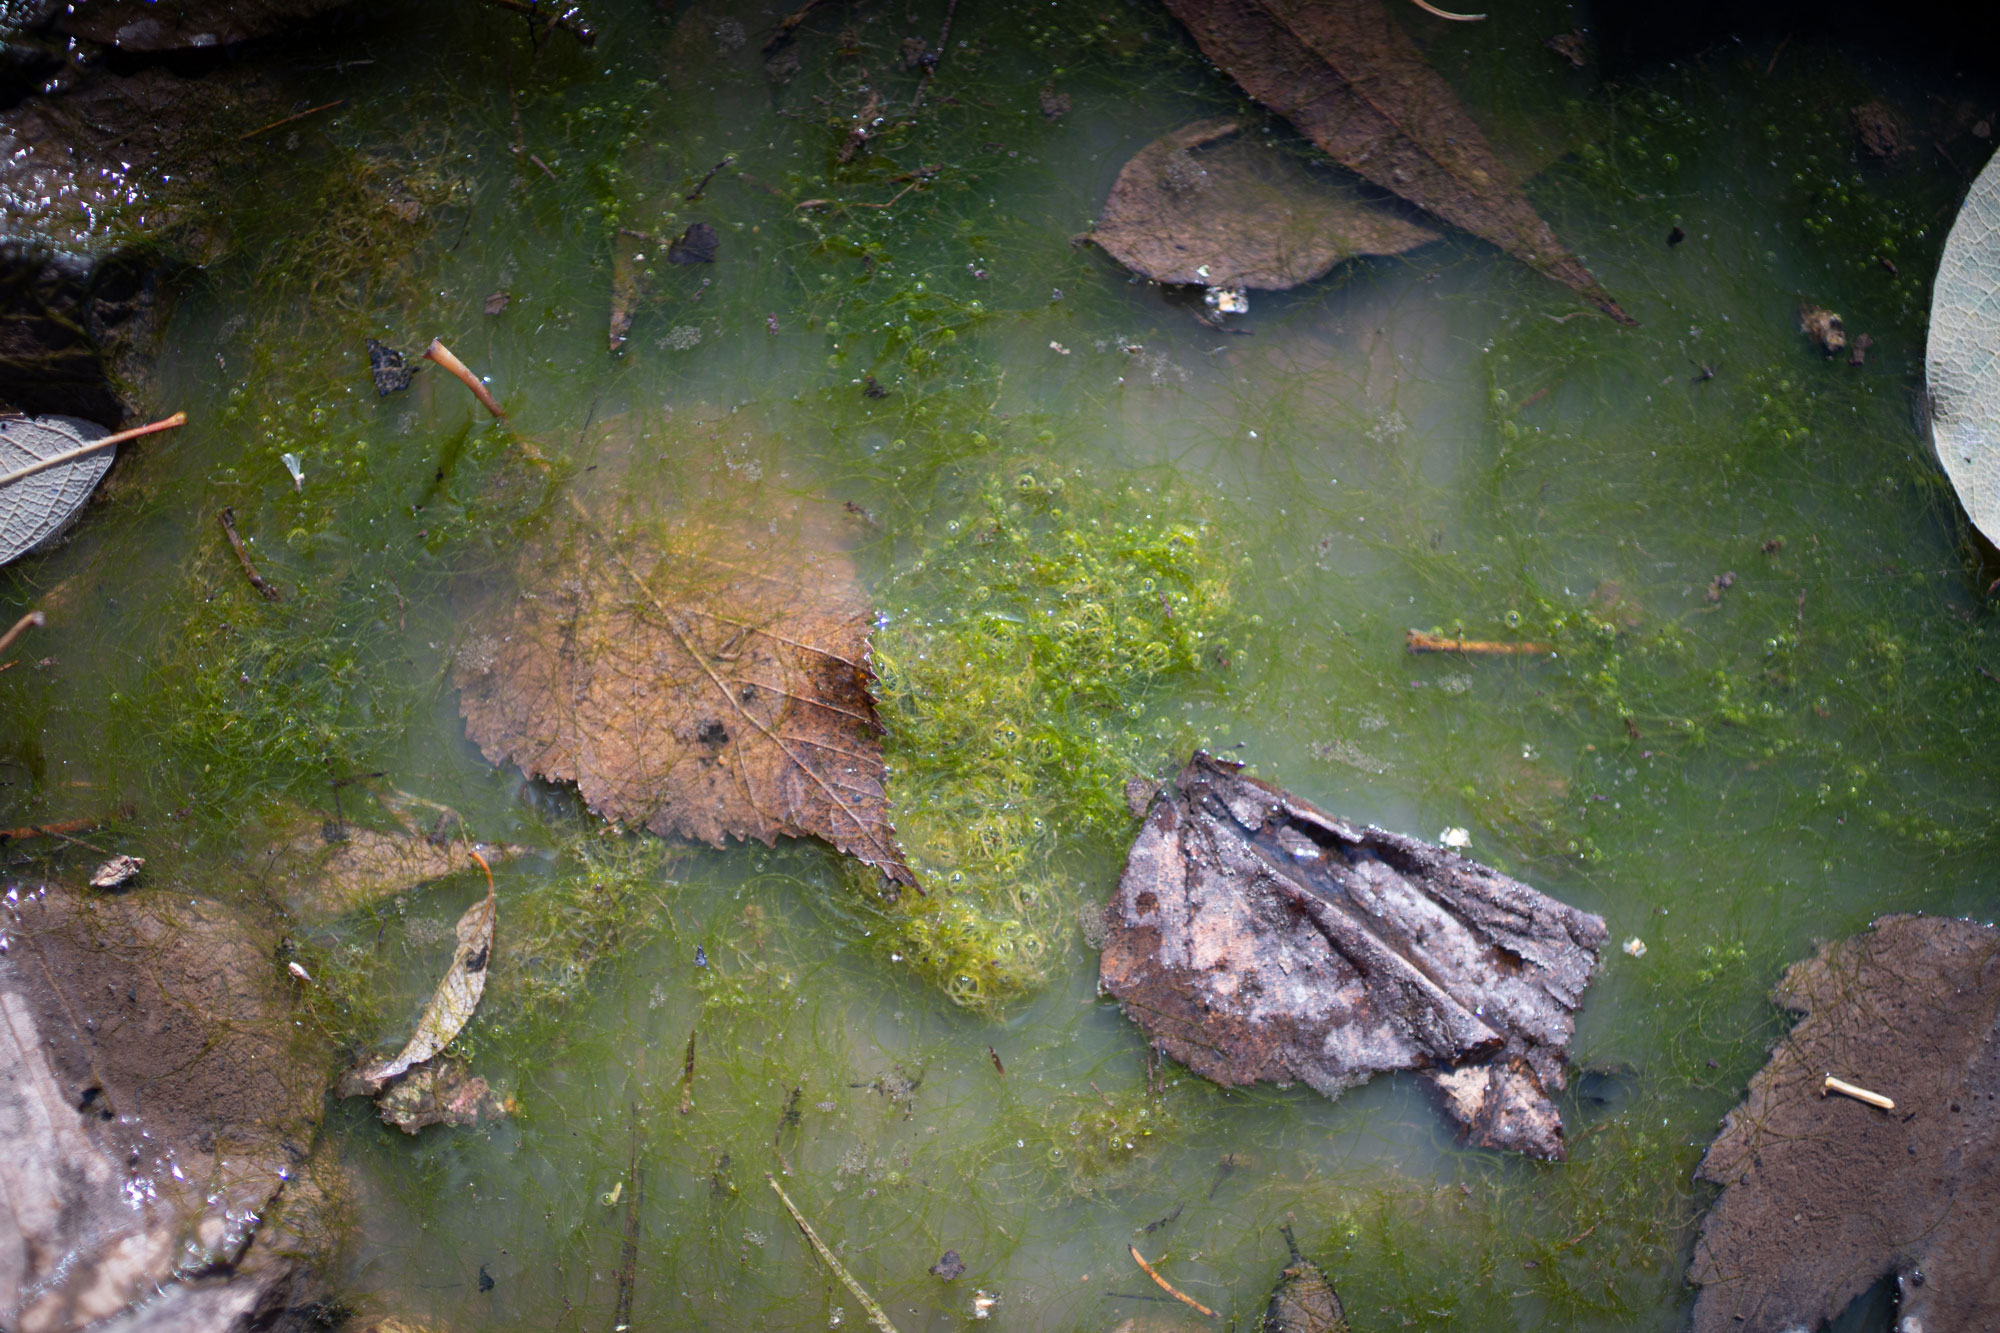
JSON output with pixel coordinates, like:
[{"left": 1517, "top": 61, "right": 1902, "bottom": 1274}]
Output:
[
  {"left": 1851, "top": 99, "right": 1906, "bottom": 160},
  {"left": 263, "top": 793, "right": 521, "bottom": 919},
  {"left": 1128, "top": 1243, "right": 1215, "bottom": 1318},
  {"left": 1545, "top": 29, "right": 1588, "bottom": 68},
  {"left": 667, "top": 221, "right": 719, "bottom": 264},
  {"left": 337, "top": 862, "right": 497, "bottom": 1097},
  {"left": 1687, "top": 914, "right": 2000, "bottom": 1332},
  {"left": 1089, "top": 118, "right": 1438, "bottom": 291},
  {"left": 87, "top": 853, "right": 143, "bottom": 889},
  {"left": 929, "top": 1250, "right": 966, "bottom": 1280},
  {"left": 422, "top": 338, "right": 503, "bottom": 416},
  {"left": 1157, "top": 0, "right": 1632, "bottom": 322},
  {"left": 0, "top": 416, "right": 122, "bottom": 567},
  {"left": 1100, "top": 753, "right": 1606, "bottom": 1160},
  {"left": 219, "top": 506, "right": 282, "bottom": 601},
  {"left": 1929, "top": 149, "right": 2000, "bottom": 544},
  {"left": 1800, "top": 304, "right": 1846, "bottom": 355},
  {"left": 1405, "top": 629, "right": 1552, "bottom": 655},
  {"left": 366, "top": 338, "right": 415, "bottom": 395},
  {"left": 767, "top": 1173, "right": 901, "bottom": 1333},
  {"left": 484, "top": 291, "right": 510, "bottom": 316},
  {"left": 455, "top": 503, "right": 914, "bottom": 885},
  {"left": 374, "top": 1057, "right": 508, "bottom": 1133},
  {"left": 1263, "top": 1225, "right": 1348, "bottom": 1333}
]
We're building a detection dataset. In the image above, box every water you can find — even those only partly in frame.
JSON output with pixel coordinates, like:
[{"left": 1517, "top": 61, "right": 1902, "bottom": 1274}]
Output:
[{"left": 4, "top": 2, "right": 1997, "bottom": 1327}]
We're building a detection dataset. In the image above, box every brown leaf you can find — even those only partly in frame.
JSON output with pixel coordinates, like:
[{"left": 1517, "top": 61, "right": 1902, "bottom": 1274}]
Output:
[
  {"left": 262, "top": 793, "right": 523, "bottom": 920},
  {"left": 455, "top": 508, "right": 914, "bottom": 886},
  {"left": 1158, "top": 0, "right": 1633, "bottom": 322},
  {"left": 339, "top": 882, "right": 496, "bottom": 1097},
  {"left": 1687, "top": 915, "right": 2000, "bottom": 1333},
  {"left": 374, "top": 1057, "right": 507, "bottom": 1134},
  {"left": 1100, "top": 752, "right": 1605, "bottom": 1159},
  {"left": 1091, "top": 118, "right": 1439, "bottom": 289}
]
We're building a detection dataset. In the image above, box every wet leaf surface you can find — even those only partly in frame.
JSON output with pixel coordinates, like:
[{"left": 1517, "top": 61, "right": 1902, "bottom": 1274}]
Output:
[
  {"left": 1687, "top": 914, "right": 2000, "bottom": 1333},
  {"left": 260, "top": 794, "right": 524, "bottom": 920},
  {"left": 375, "top": 1057, "right": 507, "bottom": 1134},
  {"left": 1157, "top": 0, "right": 1631, "bottom": 321},
  {"left": 1100, "top": 752, "right": 1606, "bottom": 1160},
  {"left": 1926, "top": 146, "right": 2000, "bottom": 544},
  {"left": 454, "top": 505, "right": 913, "bottom": 885},
  {"left": 339, "top": 881, "right": 496, "bottom": 1096},
  {"left": 1090, "top": 118, "right": 1438, "bottom": 289},
  {"left": 0, "top": 416, "right": 114, "bottom": 567}
]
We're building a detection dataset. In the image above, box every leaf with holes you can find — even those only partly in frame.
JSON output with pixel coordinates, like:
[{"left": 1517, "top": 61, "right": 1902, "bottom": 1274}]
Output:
[
  {"left": 0, "top": 416, "right": 116, "bottom": 567},
  {"left": 453, "top": 504, "right": 914, "bottom": 887}
]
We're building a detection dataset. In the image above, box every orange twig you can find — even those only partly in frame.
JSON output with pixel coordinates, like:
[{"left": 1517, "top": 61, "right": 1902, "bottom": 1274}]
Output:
[
  {"left": 469, "top": 846, "right": 494, "bottom": 889},
  {"left": 423, "top": 339, "right": 505, "bottom": 417},
  {"left": 238, "top": 99, "right": 346, "bottom": 142},
  {"left": 1128, "top": 1244, "right": 1215, "bottom": 1318},
  {"left": 0, "top": 412, "right": 185, "bottom": 490},
  {"left": 1405, "top": 630, "right": 1553, "bottom": 656},
  {"left": 0, "top": 610, "right": 44, "bottom": 657}
]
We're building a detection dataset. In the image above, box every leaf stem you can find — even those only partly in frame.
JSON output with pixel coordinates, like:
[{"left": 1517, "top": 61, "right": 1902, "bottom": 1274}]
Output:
[{"left": 0, "top": 412, "right": 186, "bottom": 490}]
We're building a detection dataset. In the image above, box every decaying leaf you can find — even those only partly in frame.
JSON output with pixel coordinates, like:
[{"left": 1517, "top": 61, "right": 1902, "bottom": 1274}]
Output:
[
  {"left": 1263, "top": 1225, "right": 1348, "bottom": 1333},
  {"left": 1157, "top": 0, "right": 1632, "bottom": 322},
  {"left": 260, "top": 793, "right": 523, "bottom": 920},
  {"left": 1100, "top": 753, "right": 1606, "bottom": 1160},
  {"left": 374, "top": 1057, "right": 508, "bottom": 1134},
  {"left": 339, "top": 880, "right": 497, "bottom": 1097},
  {"left": 454, "top": 508, "right": 914, "bottom": 886},
  {"left": 1687, "top": 914, "right": 2000, "bottom": 1333},
  {"left": 1091, "top": 118, "right": 1439, "bottom": 289},
  {"left": 0, "top": 416, "right": 116, "bottom": 567},
  {"left": 88, "top": 853, "right": 144, "bottom": 889},
  {"left": 366, "top": 338, "right": 414, "bottom": 395},
  {"left": 1926, "top": 147, "right": 2000, "bottom": 545}
]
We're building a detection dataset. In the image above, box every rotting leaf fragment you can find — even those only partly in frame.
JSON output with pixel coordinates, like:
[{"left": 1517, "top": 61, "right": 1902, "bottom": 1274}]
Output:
[
  {"left": 1687, "top": 914, "right": 2000, "bottom": 1333},
  {"left": 1100, "top": 753, "right": 1606, "bottom": 1160},
  {"left": 454, "top": 503, "right": 914, "bottom": 886},
  {"left": 338, "top": 871, "right": 497, "bottom": 1098}
]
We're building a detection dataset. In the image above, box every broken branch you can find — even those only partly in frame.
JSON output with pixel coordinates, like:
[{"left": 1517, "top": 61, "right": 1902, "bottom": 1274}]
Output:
[
  {"left": 1823, "top": 1074, "right": 1894, "bottom": 1110},
  {"left": 1406, "top": 629, "right": 1553, "bottom": 656},
  {"left": 0, "top": 610, "right": 44, "bottom": 657},
  {"left": 0, "top": 412, "right": 185, "bottom": 490},
  {"left": 218, "top": 508, "right": 282, "bottom": 602},
  {"left": 766, "top": 1174, "right": 901, "bottom": 1333},
  {"left": 423, "top": 339, "right": 506, "bottom": 417},
  {"left": 1128, "top": 1244, "right": 1216, "bottom": 1318}
]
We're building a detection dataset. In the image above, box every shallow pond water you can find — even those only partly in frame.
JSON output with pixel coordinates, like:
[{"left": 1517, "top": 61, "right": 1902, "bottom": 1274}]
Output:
[{"left": 5, "top": 1, "right": 1999, "bottom": 1328}]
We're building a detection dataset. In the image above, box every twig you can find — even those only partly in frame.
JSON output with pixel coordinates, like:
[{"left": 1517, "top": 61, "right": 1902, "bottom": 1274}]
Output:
[
  {"left": 1765, "top": 33, "right": 1791, "bottom": 77},
  {"left": 0, "top": 810, "right": 128, "bottom": 843},
  {"left": 685, "top": 155, "right": 735, "bottom": 201},
  {"left": 528, "top": 154, "right": 559, "bottom": 182},
  {"left": 1128, "top": 1245, "right": 1215, "bottom": 1318},
  {"left": 218, "top": 508, "right": 282, "bottom": 602},
  {"left": 1405, "top": 630, "right": 1553, "bottom": 656},
  {"left": 764, "top": 0, "right": 834, "bottom": 54},
  {"left": 678, "top": 1027, "right": 697, "bottom": 1114},
  {"left": 1823, "top": 1074, "right": 1894, "bottom": 1110},
  {"left": 0, "top": 412, "right": 186, "bottom": 490},
  {"left": 0, "top": 610, "right": 43, "bottom": 657},
  {"left": 423, "top": 339, "right": 506, "bottom": 417},
  {"left": 238, "top": 99, "right": 346, "bottom": 142},
  {"left": 1408, "top": 0, "right": 1484, "bottom": 17},
  {"left": 478, "top": 0, "right": 596, "bottom": 45},
  {"left": 908, "top": 0, "right": 959, "bottom": 110},
  {"left": 766, "top": 1175, "right": 902, "bottom": 1333},
  {"left": 507, "top": 79, "right": 526, "bottom": 158},
  {"left": 611, "top": 1112, "right": 645, "bottom": 1332}
]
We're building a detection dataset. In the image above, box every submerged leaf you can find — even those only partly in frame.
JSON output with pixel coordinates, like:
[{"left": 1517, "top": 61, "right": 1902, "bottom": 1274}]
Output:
[
  {"left": 1091, "top": 118, "right": 1439, "bottom": 289},
  {"left": 455, "top": 509, "right": 913, "bottom": 885},
  {"left": 1158, "top": 0, "right": 1632, "bottom": 322},
  {"left": 1926, "top": 147, "right": 2000, "bottom": 544},
  {"left": 1100, "top": 752, "right": 1606, "bottom": 1160},
  {"left": 1687, "top": 915, "right": 2000, "bottom": 1332},
  {"left": 340, "top": 881, "right": 496, "bottom": 1097},
  {"left": 0, "top": 416, "right": 116, "bottom": 567}
]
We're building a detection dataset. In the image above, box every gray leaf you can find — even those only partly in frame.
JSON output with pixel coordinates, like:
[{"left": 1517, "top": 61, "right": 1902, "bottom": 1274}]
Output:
[
  {"left": 1927, "top": 148, "right": 2000, "bottom": 542},
  {"left": 0, "top": 416, "right": 114, "bottom": 567}
]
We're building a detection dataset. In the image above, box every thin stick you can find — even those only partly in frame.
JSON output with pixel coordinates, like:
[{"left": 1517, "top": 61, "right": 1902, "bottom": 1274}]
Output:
[
  {"left": 238, "top": 99, "right": 346, "bottom": 142},
  {"left": 528, "top": 154, "right": 560, "bottom": 182},
  {"left": 1405, "top": 630, "right": 1553, "bottom": 656},
  {"left": 0, "top": 610, "right": 43, "bottom": 657},
  {"left": 478, "top": 0, "right": 596, "bottom": 45},
  {"left": 1823, "top": 1075, "right": 1894, "bottom": 1110},
  {"left": 764, "top": 0, "right": 834, "bottom": 54},
  {"left": 611, "top": 1112, "right": 644, "bottom": 1332},
  {"left": 1128, "top": 1244, "right": 1216, "bottom": 1318},
  {"left": 218, "top": 509, "right": 282, "bottom": 602},
  {"left": 423, "top": 340, "right": 506, "bottom": 417},
  {"left": 0, "top": 413, "right": 185, "bottom": 490},
  {"left": 685, "top": 154, "right": 735, "bottom": 202},
  {"left": 908, "top": 0, "right": 959, "bottom": 110},
  {"left": 1408, "top": 0, "right": 1484, "bottom": 16},
  {"left": 766, "top": 1175, "right": 901, "bottom": 1333},
  {"left": 678, "top": 1027, "right": 697, "bottom": 1114},
  {"left": 0, "top": 811, "right": 127, "bottom": 843}
]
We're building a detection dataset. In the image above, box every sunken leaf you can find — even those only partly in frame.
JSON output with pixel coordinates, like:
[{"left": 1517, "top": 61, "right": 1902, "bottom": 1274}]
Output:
[
  {"left": 341, "top": 884, "right": 495, "bottom": 1097},
  {"left": 1158, "top": 0, "right": 1631, "bottom": 322},
  {"left": 454, "top": 512, "right": 913, "bottom": 885},
  {"left": 1100, "top": 752, "right": 1606, "bottom": 1160},
  {"left": 1091, "top": 118, "right": 1438, "bottom": 289},
  {"left": 1926, "top": 146, "right": 2000, "bottom": 544}
]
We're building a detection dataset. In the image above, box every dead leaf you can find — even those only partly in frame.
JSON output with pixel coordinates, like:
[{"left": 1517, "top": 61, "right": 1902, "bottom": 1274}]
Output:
[
  {"left": 1158, "top": 0, "right": 1632, "bottom": 322},
  {"left": 484, "top": 290, "right": 511, "bottom": 316},
  {"left": 374, "top": 1057, "right": 507, "bottom": 1133},
  {"left": 1100, "top": 752, "right": 1606, "bottom": 1159},
  {"left": 1091, "top": 118, "right": 1438, "bottom": 289},
  {"left": 454, "top": 507, "right": 914, "bottom": 886},
  {"left": 262, "top": 794, "right": 523, "bottom": 920},
  {"left": 0, "top": 416, "right": 118, "bottom": 567},
  {"left": 339, "top": 880, "right": 496, "bottom": 1097},
  {"left": 88, "top": 853, "right": 143, "bottom": 889},
  {"left": 366, "top": 338, "right": 414, "bottom": 395},
  {"left": 1687, "top": 914, "right": 2000, "bottom": 1332}
]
